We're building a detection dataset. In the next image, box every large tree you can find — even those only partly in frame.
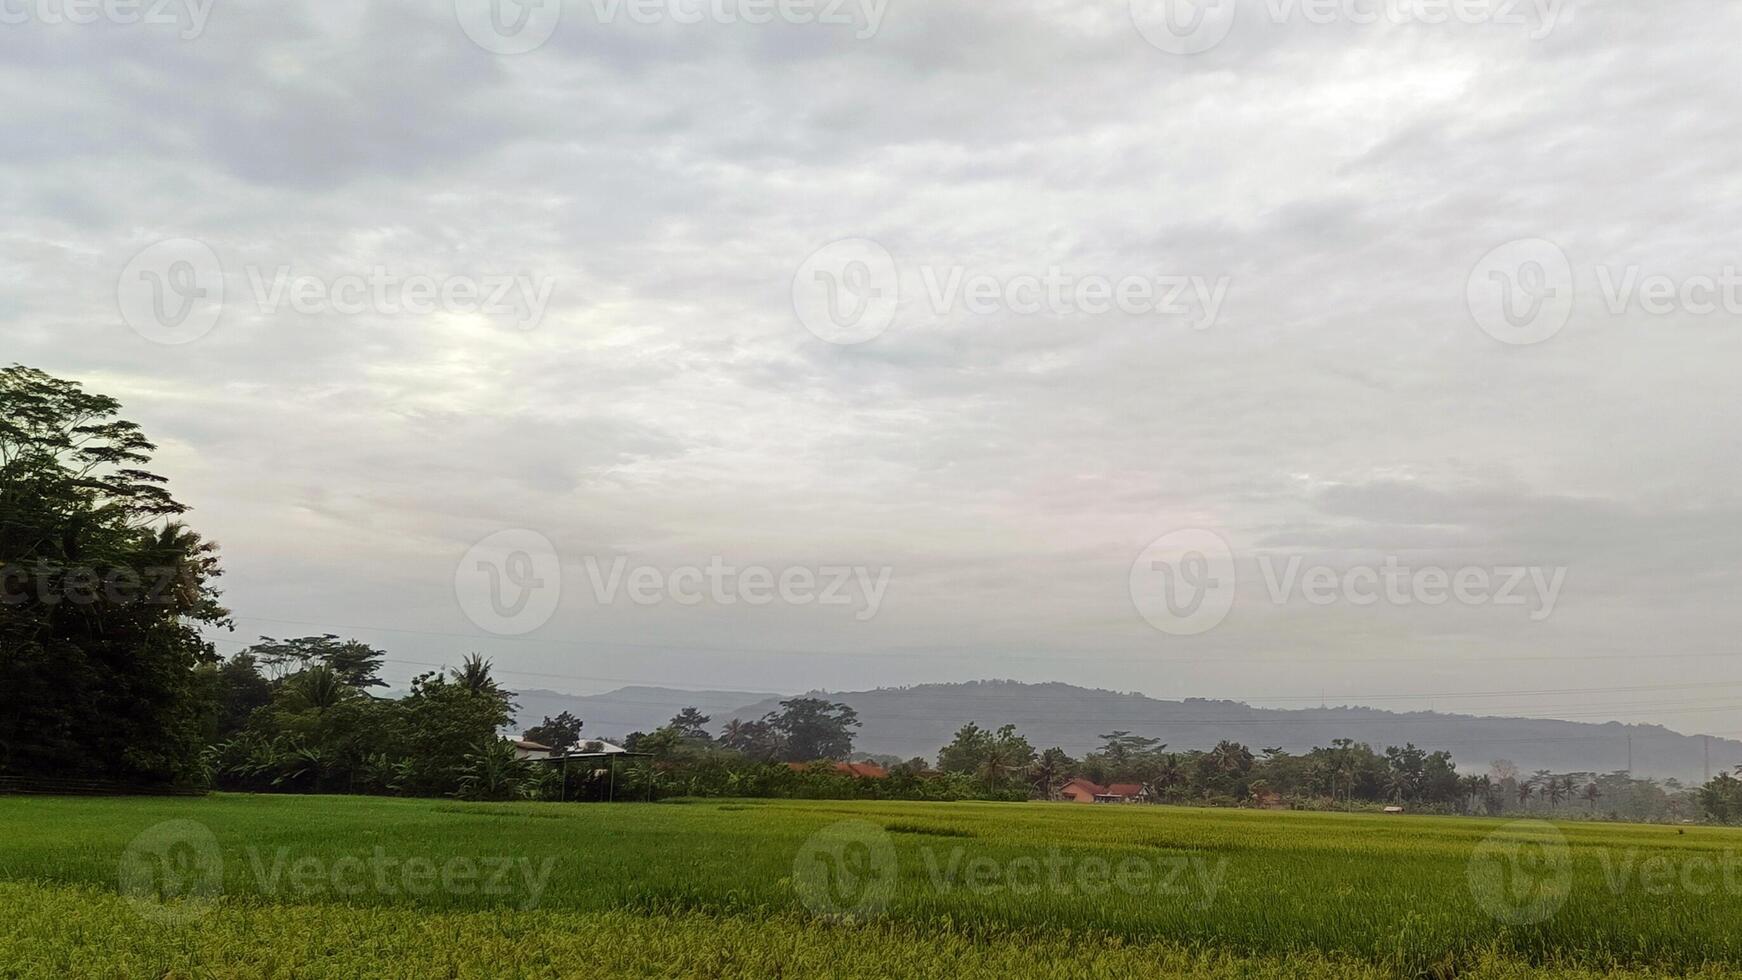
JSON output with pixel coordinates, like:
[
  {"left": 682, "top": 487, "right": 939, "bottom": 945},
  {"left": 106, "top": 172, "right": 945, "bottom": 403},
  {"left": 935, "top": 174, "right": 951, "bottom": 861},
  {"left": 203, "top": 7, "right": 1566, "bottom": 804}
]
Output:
[
  {"left": 523, "top": 711, "right": 584, "bottom": 752},
  {"left": 243, "top": 634, "right": 387, "bottom": 688},
  {"left": 667, "top": 707, "right": 713, "bottom": 742},
  {"left": 0, "top": 366, "right": 228, "bottom": 785},
  {"left": 763, "top": 697, "right": 858, "bottom": 762}
]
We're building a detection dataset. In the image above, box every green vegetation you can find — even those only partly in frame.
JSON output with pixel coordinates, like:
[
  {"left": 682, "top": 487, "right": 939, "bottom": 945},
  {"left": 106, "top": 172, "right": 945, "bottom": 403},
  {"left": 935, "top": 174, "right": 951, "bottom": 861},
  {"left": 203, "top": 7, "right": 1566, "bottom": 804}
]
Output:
[
  {"left": 8, "top": 366, "right": 1742, "bottom": 976},
  {"left": 0, "top": 365, "right": 228, "bottom": 786},
  {"left": 7, "top": 794, "right": 1742, "bottom": 977},
  {"left": 0, "top": 366, "right": 1722, "bottom": 821}
]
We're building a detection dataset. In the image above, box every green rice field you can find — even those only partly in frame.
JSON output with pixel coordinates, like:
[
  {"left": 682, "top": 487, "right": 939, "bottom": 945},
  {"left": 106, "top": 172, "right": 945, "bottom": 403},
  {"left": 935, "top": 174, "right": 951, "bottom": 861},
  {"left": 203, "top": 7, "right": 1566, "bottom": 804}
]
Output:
[{"left": 4, "top": 794, "right": 1741, "bottom": 978}]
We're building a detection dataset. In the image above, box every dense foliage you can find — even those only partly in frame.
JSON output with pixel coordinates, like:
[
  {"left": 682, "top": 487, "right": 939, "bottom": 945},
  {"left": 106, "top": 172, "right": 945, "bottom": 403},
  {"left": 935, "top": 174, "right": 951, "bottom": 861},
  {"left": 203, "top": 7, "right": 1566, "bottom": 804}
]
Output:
[
  {"left": 204, "top": 643, "right": 519, "bottom": 800},
  {"left": 0, "top": 366, "right": 228, "bottom": 786},
  {"left": 0, "top": 365, "right": 1727, "bottom": 824}
]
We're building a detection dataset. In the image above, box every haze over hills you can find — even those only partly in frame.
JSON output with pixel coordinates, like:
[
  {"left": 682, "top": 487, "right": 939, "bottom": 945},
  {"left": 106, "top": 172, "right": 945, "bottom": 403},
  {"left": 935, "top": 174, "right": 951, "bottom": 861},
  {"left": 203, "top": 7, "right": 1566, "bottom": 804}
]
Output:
[
  {"left": 522, "top": 680, "right": 1742, "bottom": 783},
  {"left": 513, "top": 685, "right": 780, "bottom": 740}
]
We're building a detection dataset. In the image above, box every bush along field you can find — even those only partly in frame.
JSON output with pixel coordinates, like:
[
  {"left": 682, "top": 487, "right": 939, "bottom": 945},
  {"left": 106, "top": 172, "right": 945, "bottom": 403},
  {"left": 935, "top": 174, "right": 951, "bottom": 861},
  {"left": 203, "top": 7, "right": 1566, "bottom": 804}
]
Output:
[{"left": 7, "top": 795, "right": 1742, "bottom": 978}]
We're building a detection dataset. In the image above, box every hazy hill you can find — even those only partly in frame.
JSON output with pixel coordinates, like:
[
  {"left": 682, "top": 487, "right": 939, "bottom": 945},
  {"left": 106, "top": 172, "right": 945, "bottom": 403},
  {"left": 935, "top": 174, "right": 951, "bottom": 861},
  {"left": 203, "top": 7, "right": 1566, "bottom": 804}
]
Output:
[
  {"left": 512, "top": 685, "right": 779, "bottom": 740},
  {"left": 530, "top": 679, "right": 1739, "bottom": 783}
]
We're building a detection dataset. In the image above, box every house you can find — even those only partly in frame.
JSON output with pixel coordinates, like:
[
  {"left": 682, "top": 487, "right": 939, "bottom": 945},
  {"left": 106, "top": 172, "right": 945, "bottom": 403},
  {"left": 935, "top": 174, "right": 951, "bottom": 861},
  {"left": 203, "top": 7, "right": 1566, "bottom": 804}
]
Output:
[
  {"left": 835, "top": 761, "right": 890, "bottom": 778},
  {"left": 1058, "top": 778, "right": 1145, "bottom": 803},
  {"left": 1103, "top": 783, "right": 1146, "bottom": 803},
  {"left": 1382, "top": 805, "right": 1405, "bottom": 814},
  {"left": 1058, "top": 777, "right": 1103, "bottom": 803},
  {"left": 570, "top": 739, "right": 630, "bottom": 756},
  {"left": 512, "top": 739, "right": 555, "bottom": 760}
]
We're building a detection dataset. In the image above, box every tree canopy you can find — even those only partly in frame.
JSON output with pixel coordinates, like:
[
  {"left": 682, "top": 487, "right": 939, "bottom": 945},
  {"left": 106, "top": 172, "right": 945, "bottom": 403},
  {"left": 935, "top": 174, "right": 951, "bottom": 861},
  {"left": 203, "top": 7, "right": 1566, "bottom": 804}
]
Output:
[{"left": 0, "top": 365, "right": 228, "bottom": 785}]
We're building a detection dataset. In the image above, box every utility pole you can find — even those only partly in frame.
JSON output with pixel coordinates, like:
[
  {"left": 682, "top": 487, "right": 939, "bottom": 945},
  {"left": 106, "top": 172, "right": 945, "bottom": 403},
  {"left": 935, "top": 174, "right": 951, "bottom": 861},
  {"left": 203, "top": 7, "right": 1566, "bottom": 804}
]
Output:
[
  {"left": 1706, "top": 735, "right": 1712, "bottom": 781},
  {"left": 1627, "top": 734, "right": 1632, "bottom": 776}
]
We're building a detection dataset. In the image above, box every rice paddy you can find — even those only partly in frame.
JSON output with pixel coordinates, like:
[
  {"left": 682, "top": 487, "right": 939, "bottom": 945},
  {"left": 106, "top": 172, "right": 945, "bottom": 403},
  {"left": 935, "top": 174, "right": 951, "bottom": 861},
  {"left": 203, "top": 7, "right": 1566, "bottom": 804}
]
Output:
[{"left": 4, "top": 793, "right": 1741, "bottom": 978}]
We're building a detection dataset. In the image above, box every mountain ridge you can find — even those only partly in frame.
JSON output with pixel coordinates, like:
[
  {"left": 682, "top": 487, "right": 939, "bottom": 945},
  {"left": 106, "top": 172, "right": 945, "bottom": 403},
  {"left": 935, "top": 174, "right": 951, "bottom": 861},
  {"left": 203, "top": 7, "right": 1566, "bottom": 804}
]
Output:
[{"left": 517, "top": 679, "right": 1742, "bottom": 782}]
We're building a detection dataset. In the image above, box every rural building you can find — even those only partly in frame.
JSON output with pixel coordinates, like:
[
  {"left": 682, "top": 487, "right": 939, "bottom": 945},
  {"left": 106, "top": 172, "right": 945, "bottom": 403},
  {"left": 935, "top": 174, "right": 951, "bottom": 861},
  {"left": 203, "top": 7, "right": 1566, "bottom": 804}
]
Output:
[
  {"left": 512, "top": 739, "right": 555, "bottom": 760},
  {"left": 1058, "top": 778, "right": 1145, "bottom": 803}
]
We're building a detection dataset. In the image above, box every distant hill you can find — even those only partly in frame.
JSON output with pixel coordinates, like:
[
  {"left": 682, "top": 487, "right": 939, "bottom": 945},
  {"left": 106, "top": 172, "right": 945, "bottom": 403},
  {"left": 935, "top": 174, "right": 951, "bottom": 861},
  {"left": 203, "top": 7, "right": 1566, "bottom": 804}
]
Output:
[
  {"left": 512, "top": 685, "right": 779, "bottom": 739},
  {"left": 517, "top": 680, "right": 1742, "bottom": 783}
]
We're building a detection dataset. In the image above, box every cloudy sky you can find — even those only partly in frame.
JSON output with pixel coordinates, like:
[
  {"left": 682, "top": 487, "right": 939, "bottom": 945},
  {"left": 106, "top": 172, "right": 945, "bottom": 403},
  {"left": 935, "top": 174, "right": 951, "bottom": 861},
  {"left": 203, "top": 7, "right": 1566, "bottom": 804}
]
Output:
[{"left": 6, "top": 0, "right": 1741, "bottom": 735}]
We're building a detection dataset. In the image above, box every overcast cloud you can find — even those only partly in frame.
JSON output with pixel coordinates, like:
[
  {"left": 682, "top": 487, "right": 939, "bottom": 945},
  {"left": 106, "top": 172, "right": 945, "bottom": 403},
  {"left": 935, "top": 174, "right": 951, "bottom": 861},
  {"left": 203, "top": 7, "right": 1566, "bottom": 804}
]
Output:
[{"left": 4, "top": 0, "right": 1740, "bottom": 735}]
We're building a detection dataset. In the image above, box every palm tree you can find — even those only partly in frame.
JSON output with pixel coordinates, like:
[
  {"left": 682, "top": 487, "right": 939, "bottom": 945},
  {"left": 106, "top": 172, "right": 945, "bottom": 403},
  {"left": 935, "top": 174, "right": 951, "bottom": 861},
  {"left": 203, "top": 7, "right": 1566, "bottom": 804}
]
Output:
[
  {"left": 1155, "top": 753, "right": 1185, "bottom": 800},
  {"left": 284, "top": 665, "right": 351, "bottom": 712},
  {"left": 979, "top": 742, "right": 1018, "bottom": 788},
  {"left": 1029, "top": 749, "right": 1068, "bottom": 800},
  {"left": 1518, "top": 780, "right": 1534, "bottom": 807},
  {"left": 720, "top": 719, "right": 748, "bottom": 750},
  {"left": 1583, "top": 781, "right": 1602, "bottom": 811},
  {"left": 1209, "top": 740, "right": 1252, "bottom": 775},
  {"left": 1458, "top": 774, "right": 1486, "bottom": 814},
  {"left": 1384, "top": 766, "right": 1412, "bottom": 804},
  {"left": 451, "top": 654, "right": 501, "bottom": 696}
]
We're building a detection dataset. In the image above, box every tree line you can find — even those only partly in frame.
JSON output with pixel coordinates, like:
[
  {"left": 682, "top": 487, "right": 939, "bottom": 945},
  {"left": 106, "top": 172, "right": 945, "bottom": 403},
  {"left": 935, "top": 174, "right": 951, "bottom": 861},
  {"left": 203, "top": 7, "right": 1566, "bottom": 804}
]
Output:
[{"left": 0, "top": 364, "right": 1722, "bottom": 821}]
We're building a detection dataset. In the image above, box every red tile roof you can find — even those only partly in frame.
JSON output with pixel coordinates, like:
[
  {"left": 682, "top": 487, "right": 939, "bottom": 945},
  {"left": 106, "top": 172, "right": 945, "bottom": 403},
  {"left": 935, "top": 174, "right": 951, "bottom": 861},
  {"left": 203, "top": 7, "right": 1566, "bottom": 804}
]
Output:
[
  {"left": 835, "top": 761, "right": 889, "bottom": 778},
  {"left": 1059, "top": 777, "right": 1105, "bottom": 798}
]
